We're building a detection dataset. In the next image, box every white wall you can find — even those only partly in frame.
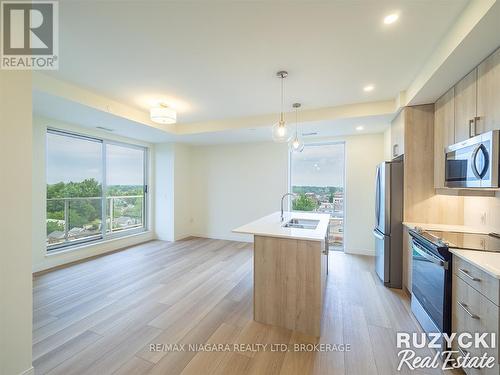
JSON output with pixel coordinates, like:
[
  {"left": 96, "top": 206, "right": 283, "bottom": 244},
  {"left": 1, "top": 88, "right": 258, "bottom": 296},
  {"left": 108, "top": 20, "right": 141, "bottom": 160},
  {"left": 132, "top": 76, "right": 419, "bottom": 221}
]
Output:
[
  {"left": 174, "top": 144, "right": 193, "bottom": 239},
  {"left": 0, "top": 72, "right": 33, "bottom": 375},
  {"left": 154, "top": 144, "right": 175, "bottom": 241},
  {"left": 190, "top": 142, "right": 288, "bottom": 242},
  {"left": 343, "top": 133, "right": 384, "bottom": 254},
  {"left": 383, "top": 126, "right": 392, "bottom": 161},
  {"left": 188, "top": 134, "right": 384, "bottom": 254},
  {"left": 154, "top": 143, "right": 192, "bottom": 241},
  {"left": 32, "top": 116, "right": 155, "bottom": 272}
]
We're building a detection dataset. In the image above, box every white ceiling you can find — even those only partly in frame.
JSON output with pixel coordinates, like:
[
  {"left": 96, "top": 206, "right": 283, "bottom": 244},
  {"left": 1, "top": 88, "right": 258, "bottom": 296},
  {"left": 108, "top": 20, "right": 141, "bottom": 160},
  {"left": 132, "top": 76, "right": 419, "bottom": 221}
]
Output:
[
  {"left": 48, "top": 0, "right": 469, "bottom": 125},
  {"left": 33, "top": 90, "right": 390, "bottom": 144}
]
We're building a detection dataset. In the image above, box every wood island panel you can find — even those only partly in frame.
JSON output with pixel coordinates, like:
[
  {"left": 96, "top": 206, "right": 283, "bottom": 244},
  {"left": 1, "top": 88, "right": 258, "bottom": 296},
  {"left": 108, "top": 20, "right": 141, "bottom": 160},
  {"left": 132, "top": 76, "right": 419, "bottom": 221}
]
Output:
[{"left": 253, "top": 235, "right": 324, "bottom": 337}]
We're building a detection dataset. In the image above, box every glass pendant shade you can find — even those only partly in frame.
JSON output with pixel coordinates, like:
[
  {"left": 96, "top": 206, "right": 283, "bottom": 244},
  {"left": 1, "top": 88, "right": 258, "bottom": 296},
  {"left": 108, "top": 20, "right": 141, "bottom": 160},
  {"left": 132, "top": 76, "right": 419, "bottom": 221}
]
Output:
[
  {"left": 289, "top": 133, "right": 304, "bottom": 152},
  {"left": 272, "top": 121, "right": 292, "bottom": 143},
  {"left": 289, "top": 102, "right": 304, "bottom": 152},
  {"left": 272, "top": 71, "right": 291, "bottom": 143}
]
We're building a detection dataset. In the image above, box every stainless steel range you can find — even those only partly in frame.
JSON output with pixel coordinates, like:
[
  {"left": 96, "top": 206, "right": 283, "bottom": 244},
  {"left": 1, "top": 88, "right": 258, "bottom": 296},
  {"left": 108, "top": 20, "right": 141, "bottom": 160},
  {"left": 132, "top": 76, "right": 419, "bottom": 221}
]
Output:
[{"left": 408, "top": 228, "right": 500, "bottom": 349}]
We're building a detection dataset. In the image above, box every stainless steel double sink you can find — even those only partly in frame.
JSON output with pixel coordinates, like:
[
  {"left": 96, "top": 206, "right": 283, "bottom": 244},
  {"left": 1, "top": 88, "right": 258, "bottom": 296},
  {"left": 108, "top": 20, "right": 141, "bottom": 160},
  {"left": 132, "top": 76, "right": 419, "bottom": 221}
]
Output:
[{"left": 282, "top": 218, "right": 320, "bottom": 230}]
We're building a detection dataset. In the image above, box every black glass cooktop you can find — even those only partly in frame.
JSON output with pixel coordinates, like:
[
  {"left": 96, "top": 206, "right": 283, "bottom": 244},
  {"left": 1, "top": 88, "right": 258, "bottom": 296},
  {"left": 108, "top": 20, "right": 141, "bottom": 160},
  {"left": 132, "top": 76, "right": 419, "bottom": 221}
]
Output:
[{"left": 418, "top": 229, "right": 500, "bottom": 252}]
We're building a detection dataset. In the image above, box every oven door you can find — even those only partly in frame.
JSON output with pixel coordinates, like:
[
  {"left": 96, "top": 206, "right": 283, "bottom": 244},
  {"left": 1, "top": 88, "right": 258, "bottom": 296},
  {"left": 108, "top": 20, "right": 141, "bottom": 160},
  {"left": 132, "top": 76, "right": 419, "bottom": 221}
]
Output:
[{"left": 411, "top": 239, "right": 447, "bottom": 332}]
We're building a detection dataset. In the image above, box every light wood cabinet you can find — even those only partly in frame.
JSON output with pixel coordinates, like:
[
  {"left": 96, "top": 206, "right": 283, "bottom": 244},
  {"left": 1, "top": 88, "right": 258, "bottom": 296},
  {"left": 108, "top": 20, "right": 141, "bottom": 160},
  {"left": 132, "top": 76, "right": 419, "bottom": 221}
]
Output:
[
  {"left": 403, "top": 104, "right": 435, "bottom": 223},
  {"left": 391, "top": 110, "right": 405, "bottom": 158},
  {"left": 254, "top": 235, "right": 327, "bottom": 337},
  {"left": 477, "top": 47, "right": 500, "bottom": 134},
  {"left": 454, "top": 69, "right": 477, "bottom": 143},
  {"left": 452, "top": 265, "right": 500, "bottom": 375},
  {"left": 434, "top": 88, "right": 455, "bottom": 188}
]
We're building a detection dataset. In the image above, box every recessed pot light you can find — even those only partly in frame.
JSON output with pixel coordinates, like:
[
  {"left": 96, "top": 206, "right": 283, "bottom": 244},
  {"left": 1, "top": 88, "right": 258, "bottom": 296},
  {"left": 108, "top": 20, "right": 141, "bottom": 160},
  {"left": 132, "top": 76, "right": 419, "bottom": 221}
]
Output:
[
  {"left": 356, "top": 126, "right": 364, "bottom": 131},
  {"left": 363, "top": 84, "right": 375, "bottom": 92},
  {"left": 384, "top": 13, "right": 399, "bottom": 25}
]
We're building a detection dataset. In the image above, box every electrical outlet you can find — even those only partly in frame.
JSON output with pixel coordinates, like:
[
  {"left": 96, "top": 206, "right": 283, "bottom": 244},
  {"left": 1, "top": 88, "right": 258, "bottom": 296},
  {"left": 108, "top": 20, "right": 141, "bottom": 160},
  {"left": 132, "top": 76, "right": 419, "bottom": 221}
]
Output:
[{"left": 481, "top": 212, "right": 487, "bottom": 225}]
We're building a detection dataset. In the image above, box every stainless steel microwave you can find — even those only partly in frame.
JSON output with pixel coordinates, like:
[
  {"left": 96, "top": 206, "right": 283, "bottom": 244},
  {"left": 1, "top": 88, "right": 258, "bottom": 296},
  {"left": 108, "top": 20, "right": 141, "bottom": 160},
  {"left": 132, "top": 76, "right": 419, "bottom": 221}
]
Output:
[{"left": 445, "top": 130, "right": 499, "bottom": 188}]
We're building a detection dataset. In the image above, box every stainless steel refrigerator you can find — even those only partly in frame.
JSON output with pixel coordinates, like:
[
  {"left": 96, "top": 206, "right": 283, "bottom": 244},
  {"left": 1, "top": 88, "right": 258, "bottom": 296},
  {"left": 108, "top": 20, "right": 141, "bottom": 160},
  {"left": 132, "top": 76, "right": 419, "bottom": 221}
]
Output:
[{"left": 373, "top": 158, "right": 403, "bottom": 288}]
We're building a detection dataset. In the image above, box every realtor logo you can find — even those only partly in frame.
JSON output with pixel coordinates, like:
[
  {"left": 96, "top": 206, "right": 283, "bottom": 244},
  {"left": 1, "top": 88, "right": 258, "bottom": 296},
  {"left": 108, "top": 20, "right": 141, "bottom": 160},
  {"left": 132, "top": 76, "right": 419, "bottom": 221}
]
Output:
[{"left": 1, "top": 0, "right": 58, "bottom": 69}]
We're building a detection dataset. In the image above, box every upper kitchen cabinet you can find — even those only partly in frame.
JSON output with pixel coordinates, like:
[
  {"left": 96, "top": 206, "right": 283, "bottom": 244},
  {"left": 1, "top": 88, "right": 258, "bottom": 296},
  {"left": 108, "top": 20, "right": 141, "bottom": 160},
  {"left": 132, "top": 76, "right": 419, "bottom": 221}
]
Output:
[
  {"left": 452, "top": 46, "right": 500, "bottom": 143},
  {"left": 434, "top": 88, "right": 454, "bottom": 188},
  {"left": 391, "top": 110, "right": 404, "bottom": 158},
  {"left": 454, "top": 69, "right": 477, "bottom": 143},
  {"left": 477, "top": 47, "right": 500, "bottom": 134}
]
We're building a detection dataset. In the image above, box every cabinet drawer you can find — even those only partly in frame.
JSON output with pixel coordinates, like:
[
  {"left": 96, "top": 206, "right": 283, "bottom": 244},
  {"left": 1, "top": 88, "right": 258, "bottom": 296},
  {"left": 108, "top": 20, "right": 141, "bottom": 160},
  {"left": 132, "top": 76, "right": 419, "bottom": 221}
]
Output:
[
  {"left": 454, "top": 256, "right": 500, "bottom": 306},
  {"left": 453, "top": 275, "right": 499, "bottom": 374},
  {"left": 453, "top": 275, "right": 500, "bottom": 374}
]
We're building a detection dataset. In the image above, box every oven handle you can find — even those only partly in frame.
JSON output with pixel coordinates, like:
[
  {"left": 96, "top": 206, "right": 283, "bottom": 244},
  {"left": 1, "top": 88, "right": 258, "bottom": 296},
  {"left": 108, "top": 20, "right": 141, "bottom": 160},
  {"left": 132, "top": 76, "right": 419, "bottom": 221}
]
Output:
[{"left": 411, "top": 240, "right": 448, "bottom": 269}]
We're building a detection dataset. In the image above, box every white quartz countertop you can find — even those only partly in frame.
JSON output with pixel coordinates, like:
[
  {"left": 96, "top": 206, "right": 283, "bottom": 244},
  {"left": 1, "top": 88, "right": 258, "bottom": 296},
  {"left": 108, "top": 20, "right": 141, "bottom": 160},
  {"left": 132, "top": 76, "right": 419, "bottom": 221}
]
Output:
[
  {"left": 403, "top": 222, "right": 490, "bottom": 234},
  {"left": 450, "top": 248, "right": 500, "bottom": 279},
  {"left": 233, "top": 211, "right": 330, "bottom": 242}
]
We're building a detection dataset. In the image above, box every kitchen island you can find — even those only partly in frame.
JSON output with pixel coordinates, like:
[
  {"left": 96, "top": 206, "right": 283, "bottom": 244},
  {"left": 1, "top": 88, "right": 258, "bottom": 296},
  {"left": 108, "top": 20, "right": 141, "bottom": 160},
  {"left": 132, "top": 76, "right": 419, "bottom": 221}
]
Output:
[{"left": 233, "top": 211, "right": 330, "bottom": 336}]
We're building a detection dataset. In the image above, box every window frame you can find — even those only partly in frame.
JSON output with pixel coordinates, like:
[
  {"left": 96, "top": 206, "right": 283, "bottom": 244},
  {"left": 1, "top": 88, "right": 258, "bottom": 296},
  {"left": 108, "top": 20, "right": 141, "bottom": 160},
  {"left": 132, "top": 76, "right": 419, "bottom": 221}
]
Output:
[{"left": 46, "top": 128, "right": 149, "bottom": 252}]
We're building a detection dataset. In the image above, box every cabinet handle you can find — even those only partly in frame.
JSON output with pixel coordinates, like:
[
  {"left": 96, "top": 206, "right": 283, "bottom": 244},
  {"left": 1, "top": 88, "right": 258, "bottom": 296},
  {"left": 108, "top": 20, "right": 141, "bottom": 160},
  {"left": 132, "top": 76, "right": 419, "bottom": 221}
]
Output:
[
  {"left": 458, "top": 268, "right": 481, "bottom": 282},
  {"left": 393, "top": 144, "right": 398, "bottom": 157},
  {"left": 458, "top": 301, "right": 480, "bottom": 319},
  {"left": 469, "top": 119, "right": 476, "bottom": 138}
]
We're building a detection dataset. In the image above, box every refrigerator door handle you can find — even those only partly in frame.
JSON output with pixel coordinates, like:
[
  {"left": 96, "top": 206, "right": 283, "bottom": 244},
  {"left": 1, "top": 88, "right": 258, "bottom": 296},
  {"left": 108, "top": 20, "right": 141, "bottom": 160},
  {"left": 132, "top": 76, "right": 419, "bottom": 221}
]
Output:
[
  {"left": 373, "top": 229, "right": 384, "bottom": 240},
  {"left": 375, "top": 166, "right": 381, "bottom": 228}
]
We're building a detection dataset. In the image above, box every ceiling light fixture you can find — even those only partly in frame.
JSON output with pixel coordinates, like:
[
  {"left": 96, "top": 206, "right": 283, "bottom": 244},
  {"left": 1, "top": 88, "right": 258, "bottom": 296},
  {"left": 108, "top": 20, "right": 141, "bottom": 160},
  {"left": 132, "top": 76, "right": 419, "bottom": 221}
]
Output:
[
  {"left": 363, "top": 84, "right": 375, "bottom": 92},
  {"left": 384, "top": 13, "right": 399, "bottom": 24},
  {"left": 289, "top": 103, "right": 304, "bottom": 153},
  {"left": 356, "top": 125, "right": 364, "bottom": 131},
  {"left": 150, "top": 103, "right": 177, "bottom": 124},
  {"left": 272, "top": 71, "right": 292, "bottom": 143}
]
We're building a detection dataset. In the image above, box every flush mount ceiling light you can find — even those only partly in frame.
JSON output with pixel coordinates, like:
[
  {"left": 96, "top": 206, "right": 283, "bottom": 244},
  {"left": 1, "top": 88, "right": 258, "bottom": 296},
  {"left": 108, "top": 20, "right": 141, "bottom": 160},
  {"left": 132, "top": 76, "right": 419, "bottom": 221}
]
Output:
[
  {"left": 289, "top": 103, "right": 304, "bottom": 153},
  {"left": 363, "top": 84, "right": 375, "bottom": 92},
  {"left": 272, "top": 71, "right": 292, "bottom": 143},
  {"left": 150, "top": 103, "right": 177, "bottom": 124},
  {"left": 384, "top": 13, "right": 399, "bottom": 24},
  {"left": 356, "top": 125, "right": 364, "bottom": 131}
]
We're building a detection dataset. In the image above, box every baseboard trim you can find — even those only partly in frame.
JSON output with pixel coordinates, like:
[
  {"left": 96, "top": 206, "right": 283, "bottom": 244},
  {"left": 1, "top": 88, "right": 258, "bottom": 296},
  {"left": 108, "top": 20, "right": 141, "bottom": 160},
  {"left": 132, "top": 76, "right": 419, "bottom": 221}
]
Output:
[
  {"left": 189, "top": 233, "right": 253, "bottom": 243},
  {"left": 19, "top": 366, "right": 34, "bottom": 375},
  {"left": 344, "top": 248, "right": 375, "bottom": 256}
]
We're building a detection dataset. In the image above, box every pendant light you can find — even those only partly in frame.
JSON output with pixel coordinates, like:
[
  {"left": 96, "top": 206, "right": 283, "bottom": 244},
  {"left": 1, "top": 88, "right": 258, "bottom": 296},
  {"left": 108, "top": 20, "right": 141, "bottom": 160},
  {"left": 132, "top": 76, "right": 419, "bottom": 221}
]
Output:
[
  {"left": 289, "top": 103, "right": 304, "bottom": 152},
  {"left": 272, "top": 71, "right": 292, "bottom": 143}
]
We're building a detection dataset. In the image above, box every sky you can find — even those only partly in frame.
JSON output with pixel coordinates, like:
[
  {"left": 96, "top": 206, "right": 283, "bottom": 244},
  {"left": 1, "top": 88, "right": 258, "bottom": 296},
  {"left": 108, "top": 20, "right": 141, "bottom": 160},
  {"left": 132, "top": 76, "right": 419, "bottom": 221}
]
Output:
[
  {"left": 46, "top": 132, "right": 144, "bottom": 185},
  {"left": 291, "top": 143, "right": 345, "bottom": 187}
]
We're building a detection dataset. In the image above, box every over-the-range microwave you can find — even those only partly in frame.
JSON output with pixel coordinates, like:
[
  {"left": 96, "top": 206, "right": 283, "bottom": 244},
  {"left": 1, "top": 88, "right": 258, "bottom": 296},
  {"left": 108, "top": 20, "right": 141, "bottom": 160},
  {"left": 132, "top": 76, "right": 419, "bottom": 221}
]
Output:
[{"left": 445, "top": 130, "right": 499, "bottom": 188}]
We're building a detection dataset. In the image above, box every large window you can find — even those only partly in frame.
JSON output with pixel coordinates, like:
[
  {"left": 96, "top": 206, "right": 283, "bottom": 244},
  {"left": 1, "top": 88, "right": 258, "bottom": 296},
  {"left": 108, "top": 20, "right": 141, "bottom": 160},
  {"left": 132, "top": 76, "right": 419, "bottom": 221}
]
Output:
[
  {"left": 46, "top": 129, "right": 147, "bottom": 250},
  {"left": 290, "top": 142, "right": 345, "bottom": 251}
]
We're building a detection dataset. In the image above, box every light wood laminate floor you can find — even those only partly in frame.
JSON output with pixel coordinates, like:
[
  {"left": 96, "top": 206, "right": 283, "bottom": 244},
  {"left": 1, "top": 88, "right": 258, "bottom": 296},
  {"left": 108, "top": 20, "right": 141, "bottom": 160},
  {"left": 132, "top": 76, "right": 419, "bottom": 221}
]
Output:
[{"left": 33, "top": 238, "right": 461, "bottom": 375}]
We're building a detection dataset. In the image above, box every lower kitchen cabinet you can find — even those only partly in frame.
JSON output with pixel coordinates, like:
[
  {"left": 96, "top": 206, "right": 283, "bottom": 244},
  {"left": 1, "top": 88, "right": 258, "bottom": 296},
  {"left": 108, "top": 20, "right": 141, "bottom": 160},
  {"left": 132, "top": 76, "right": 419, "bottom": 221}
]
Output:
[{"left": 452, "top": 256, "right": 500, "bottom": 374}]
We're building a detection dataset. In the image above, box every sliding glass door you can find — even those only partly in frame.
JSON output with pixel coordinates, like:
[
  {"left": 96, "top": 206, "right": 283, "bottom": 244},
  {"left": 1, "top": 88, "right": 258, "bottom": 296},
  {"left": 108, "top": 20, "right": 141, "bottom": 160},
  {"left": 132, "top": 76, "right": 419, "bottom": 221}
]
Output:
[
  {"left": 46, "top": 129, "right": 147, "bottom": 251},
  {"left": 290, "top": 142, "right": 345, "bottom": 251}
]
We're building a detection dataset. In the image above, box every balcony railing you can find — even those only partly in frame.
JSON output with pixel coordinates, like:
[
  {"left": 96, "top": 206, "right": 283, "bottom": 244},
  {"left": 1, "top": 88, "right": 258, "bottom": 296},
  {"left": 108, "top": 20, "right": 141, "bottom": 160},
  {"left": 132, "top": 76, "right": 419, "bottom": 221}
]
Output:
[
  {"left": 46, "top": 195, "right": 144, "bottom": 247},
  {"left": 328, "top": 217, "right": 344, "bottom": 249}
]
